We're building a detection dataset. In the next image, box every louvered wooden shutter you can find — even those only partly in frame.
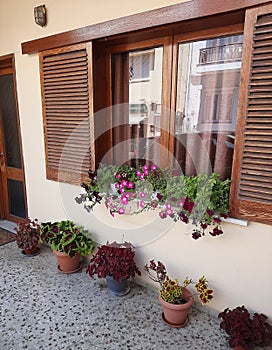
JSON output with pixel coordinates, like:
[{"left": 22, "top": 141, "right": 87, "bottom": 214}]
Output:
[
  {"left": 39, "top": 43, "right": 95, "bottom": 185},
  {"left": 230, "top": 4, "right": 272, "bottom": 225}
]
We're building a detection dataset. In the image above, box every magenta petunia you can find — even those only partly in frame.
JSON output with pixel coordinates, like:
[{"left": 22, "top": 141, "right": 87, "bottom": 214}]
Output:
[
  {"left": 142, "top": 165, "right": 148, "bottom": 171},
  {"left": 159, "top": 211, "right": 167, "bottom": 219},
  {"left": 121, "top": 196, "right": 128, "bottom": 205},
  {"left": 140, "top": 200, "right": 146, "bottom": 208},
  {"left": 118, "top": 207, "right": 125, "bottom": 215},
  {"left": 166, "top": 208, "right": 173, "bottom": 216}
]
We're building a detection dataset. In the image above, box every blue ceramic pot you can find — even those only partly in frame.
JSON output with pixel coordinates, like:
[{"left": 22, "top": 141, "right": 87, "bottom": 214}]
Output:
[{"left": 106, "top": 275, "right": 130, "bottom": 296}]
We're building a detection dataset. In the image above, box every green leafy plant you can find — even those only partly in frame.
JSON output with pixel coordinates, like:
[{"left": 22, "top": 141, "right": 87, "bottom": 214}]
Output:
[
  {"left": 40, "top": 220, "right": 95, "bottom": 257},
  {"left": 16, "top": 218, "right": 40, "bottom": 252},
  {"left": 144, "top": 260, "right": 214, "bottom": 305},
  {"left": 86, "top": 241, "right": 141, "bottom": 282},
  {"left": 76, "top": 163, "right": 230, "bottom": 239},
  {"left": 218, "top": 306, "right": 272, "bottom": 349}
]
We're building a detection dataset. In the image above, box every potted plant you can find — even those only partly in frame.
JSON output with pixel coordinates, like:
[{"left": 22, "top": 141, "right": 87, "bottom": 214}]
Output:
[
  {"left": 40, "top": 220, "right": 95, "bottom": 273},
  {"left": 76, "top": 163, "right": 230, "bottom": 239},
  {"left": 144, "top": 260, "right": 214, "bottom": 327},
  {"left": 86, "top": 241, "right": 141, "bottom": 296},
  {"left": 218, "top": 305, "right": 272, "bottom": 350},
  {"left": 15, "top": 218, "right": 41, "bottom": 256}
]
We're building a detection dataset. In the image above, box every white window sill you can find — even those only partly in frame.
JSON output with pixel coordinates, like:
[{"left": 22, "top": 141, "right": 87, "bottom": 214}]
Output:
[{"left": 222, "top": 217, "right": 248, "bottom": 227}]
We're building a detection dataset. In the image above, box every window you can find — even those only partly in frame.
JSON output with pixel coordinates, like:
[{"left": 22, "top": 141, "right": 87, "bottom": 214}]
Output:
[
  {"left": 174, "top": 34, "right": 243, "bottom": 179},
  {"left": 110, "top": 45, "right": 164, "bottom": 167},
  {"left": 36, "top": 2, "right": 272, "bottom": 225}
]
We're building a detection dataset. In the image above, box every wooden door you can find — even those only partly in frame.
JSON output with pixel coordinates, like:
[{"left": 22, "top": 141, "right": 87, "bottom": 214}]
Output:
[{"left": 0, "top": 54, "right": 27, "bottom": 221}]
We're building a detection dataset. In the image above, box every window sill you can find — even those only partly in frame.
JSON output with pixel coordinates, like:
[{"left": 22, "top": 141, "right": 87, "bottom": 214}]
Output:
[{"left": 222, "top": 217, "right": 248, "bottom": 227}]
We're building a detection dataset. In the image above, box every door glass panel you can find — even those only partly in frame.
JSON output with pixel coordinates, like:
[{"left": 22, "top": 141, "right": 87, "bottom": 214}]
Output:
[
  {"left": 7, "top": 179, "right": 26, "bottom": 218},
  {"left": 175, "top": 34, "right": 243, "bottom": 179},
  {"left": 112, "top": 47, "right": 163, "bottom": 167},
  {"left": 0, "top": 74, "right": 22, "bottom": 169}
]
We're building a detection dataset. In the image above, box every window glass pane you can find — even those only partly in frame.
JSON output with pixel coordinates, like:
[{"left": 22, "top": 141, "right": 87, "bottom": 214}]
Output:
[
  {"left": 0, "top": 74, "right": 22, "bottom": 169},
  {"left": 175, "top": 34, "right": 243, "bottom": 179},
  {"left": 129, "top": 47, "right": 162, "bottom": 166},
  {"left": 7, "top": 179, "right": 26, "bottom": 218},
  {"left": 112, "top": 47, "right": 163, "bottom": 167}
]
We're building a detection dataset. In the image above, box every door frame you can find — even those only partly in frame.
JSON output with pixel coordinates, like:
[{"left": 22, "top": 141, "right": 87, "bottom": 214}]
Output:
[{"left": 0, "top": 53, "right": 28, "bottom": 222}]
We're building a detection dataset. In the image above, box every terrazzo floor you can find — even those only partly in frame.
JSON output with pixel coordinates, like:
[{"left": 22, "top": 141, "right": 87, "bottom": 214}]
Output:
[{"left": 0, "top": 242, "right": 231, "bottom": 350}]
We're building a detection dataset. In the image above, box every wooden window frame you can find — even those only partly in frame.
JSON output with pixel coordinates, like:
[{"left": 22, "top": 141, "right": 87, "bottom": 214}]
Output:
[{"left": 22, "top": 0, "right": 272, "bottom": 225}]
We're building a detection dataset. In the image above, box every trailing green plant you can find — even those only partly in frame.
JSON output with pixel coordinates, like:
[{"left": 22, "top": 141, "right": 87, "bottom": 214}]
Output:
[
  {"left": 76, "top": 163, "right": 230, "bottom": 239},
  {"left": 144, "top": 260, "right": 214, "bottom": 305},
  {"left": 16, "top": 218, "right": 40, "bottom": 252},
  {"left": 40, "top": 220, "right": 95, "bottom": 258}
]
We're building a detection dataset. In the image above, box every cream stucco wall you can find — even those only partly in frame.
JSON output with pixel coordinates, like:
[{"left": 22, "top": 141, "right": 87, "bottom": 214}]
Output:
[{"left": 1, "top": 0, "right": 272, "bottom": 319}]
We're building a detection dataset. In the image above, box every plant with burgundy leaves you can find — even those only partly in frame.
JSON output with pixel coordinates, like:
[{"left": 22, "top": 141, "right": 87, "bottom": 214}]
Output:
[
  {"left": 218, "top": 305, "right": 272, "bottom": 349},
  {"left": 40, "top": 220, "right": 95, "bottom": 258},
  {"left": 86, "top": 241, "right": 141, "bottom": 282},
  {"left": 144, "top": 260, "right": 214, "bottom": 305},
  {"left": 16, "top": 218, "right": 40, "bottom": 252}
]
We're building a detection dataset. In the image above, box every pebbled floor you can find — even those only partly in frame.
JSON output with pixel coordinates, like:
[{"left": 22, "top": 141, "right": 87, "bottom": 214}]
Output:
[{"left": 0, "top": 243, "right": 230, "bottom": 350}]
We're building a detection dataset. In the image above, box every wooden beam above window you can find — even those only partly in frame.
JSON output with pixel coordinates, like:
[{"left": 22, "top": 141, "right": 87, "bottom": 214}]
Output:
[{"left": 21, "top": 0, "right": 271, "bottom": 55}]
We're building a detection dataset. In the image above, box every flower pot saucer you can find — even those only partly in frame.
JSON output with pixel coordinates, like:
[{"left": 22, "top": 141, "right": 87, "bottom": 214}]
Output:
[
  {"left": 21, "top": 247, "right": 41, "bottom": 257},
  {"left": 57, "top": 264, "right": 82, "bottom": 274},
  {"left": 162, "top": 312, "right": 189, "bottom": 328}
]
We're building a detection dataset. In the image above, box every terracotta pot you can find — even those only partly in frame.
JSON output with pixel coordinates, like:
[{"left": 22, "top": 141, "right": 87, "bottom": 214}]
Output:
[
  {"left": 53, "top": 250, "right": 81, "bottom": 273},
  {"left": 22, "top": 246, "right": 41, "bottom": 257},
  {"left": 24, "top": 247, "right": 39, "bottom": 255},
  {"left": 159, "top": 287, "right": 193, "bottom": 327},
  {"left": 233, "top": 345, "right": 245, "bottom": 350}
]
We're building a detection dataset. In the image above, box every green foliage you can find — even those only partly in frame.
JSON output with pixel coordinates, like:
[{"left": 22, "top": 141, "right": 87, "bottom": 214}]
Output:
[
  {"left": 145, "top": 260, "right": 214, "bottom": 305},
  {"left": 76, "top": 163, "right": 231, "bottom": 239},
  {"left": 160, "top": 276, "right": 184, "bottom": 304},
  {"left": 40, "top": 220, "right": 95, "bottom": 257}
]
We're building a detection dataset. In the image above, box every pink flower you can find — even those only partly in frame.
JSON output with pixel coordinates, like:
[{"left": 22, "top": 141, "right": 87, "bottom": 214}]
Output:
[
  {"left": 118, "top": 208, "right": 125, "bottom": 215},
  {"left": 140, "top": 200, "right": 146, "bottom": 208},
  {"left": 115, "top": 173, "right": 121, "bottom": 179},
  {"left": 115, "top": 183, "right": 120, "bottom": 189},
  {"left": 139, "top": 192, "right": 146, "bottom": 198},
  {"left": 121, "top": 196, "right": 128, "bottom": 205},
  {"left": 151, "top": 165, "right": 157, "bottom": 171},
  {"left": 166, "top": 208, "right": 173, "bottom": 216},
  {"left": 120, "top": 187, "right": 125, "bottom": 194},
  {"left": 178, "top": 199, "right": 184, "bottom": 207},
  {"left": 127, "top": 182, "right": 134, "bottom": 189},
  {"left": 142, "top": 165, "right": 148, "bottom": 171},
  {"left": 136, "top": 170, "right": 141, "bottom": 176},
  {"left": 159, "top": 211, "right": 167, "bottom": 219},
  {"left": 139, "top": 174, "right": 144, "bottom": 180},
  {"left": 121, "top": 180, "right": 127, "bottom": 187},
  {"left": 165, "top": 203, "right": 171, "bottom": 210},
  {"left": 144, "top": 170, "right": 149, "bottom": 176}
]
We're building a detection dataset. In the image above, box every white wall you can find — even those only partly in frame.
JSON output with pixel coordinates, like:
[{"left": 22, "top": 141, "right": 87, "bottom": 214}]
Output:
[{"left": 1, "top": 0, "right": 272, "bottom": 319}]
